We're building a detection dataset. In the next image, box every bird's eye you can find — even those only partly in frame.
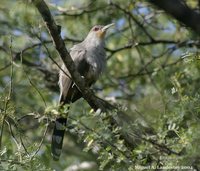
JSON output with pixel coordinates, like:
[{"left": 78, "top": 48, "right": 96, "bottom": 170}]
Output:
[{"left": 93, "top": 27, "right": 99, "bottom": 31}]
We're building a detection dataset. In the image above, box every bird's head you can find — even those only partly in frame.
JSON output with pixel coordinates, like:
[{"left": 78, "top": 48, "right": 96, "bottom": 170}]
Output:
[
  {"left": 91, "top": 23, "right": 115, "bottom": 39},
  {"left": 85, "top": 23, "right": 114, "bottom": 46}
]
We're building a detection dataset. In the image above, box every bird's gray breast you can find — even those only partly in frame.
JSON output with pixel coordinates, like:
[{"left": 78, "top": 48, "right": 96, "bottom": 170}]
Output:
[
  {"left": 70, "top": 43, "right": 106, "bottom": 84},
  {"left": 85, "top": 46, "right": 106, "bottom": 82}
]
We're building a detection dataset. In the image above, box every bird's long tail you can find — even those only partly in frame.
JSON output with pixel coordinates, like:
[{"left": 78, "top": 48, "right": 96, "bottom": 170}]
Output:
[{"left": 51, "top": 117, "right": 67, "bottom": 160}]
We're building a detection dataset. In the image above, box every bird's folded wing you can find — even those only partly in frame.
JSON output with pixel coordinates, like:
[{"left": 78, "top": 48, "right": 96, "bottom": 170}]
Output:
[{"left": 59, "top": 45, "right": 90, "bottom": 104}]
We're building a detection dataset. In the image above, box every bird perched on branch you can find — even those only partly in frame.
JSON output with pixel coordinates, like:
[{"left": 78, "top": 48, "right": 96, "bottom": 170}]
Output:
[{"left": 51, "top": 23, "right": 114, "bottom": 160}]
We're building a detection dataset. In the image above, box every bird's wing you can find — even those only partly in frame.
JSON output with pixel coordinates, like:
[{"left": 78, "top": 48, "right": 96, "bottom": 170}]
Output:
[
  {"left": 59, "top": 63, "right": 71, "bottom": 103},
  {"left": 59, "top": 45, "right": 90, "bottom": 104}
]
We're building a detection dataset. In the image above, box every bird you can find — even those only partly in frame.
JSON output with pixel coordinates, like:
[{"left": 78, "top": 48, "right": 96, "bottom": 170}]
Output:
[{"left": 51, "top": 23, "right": 114, "bottom": 160}]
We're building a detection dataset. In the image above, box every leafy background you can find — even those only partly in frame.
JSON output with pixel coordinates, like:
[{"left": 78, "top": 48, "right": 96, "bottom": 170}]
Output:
[{"left": 0, "top": 0, "right": 200, "bottom": 170}]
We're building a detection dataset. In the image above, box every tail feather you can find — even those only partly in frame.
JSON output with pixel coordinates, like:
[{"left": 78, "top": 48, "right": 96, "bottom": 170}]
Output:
[
  {"left": 52, "top": 80, "right": 80, "bottom": 160},
  {"left": 51, "top": 117, "right": 67, "bottom": 160}
]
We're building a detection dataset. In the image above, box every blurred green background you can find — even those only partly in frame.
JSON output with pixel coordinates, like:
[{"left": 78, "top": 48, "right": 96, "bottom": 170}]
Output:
[{"left": 0, "top": 0, "right": 200, "bottom": 170}]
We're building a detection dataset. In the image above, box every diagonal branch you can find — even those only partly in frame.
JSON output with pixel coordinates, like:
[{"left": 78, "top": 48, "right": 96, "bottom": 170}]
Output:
[{"left": 149, "top": 0, "right": 200, "bottom": 35}]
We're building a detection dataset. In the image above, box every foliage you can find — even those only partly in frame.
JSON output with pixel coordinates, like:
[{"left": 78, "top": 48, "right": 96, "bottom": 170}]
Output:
[{"left": 0, "top": 0, "right": 200, "bottom": 170}]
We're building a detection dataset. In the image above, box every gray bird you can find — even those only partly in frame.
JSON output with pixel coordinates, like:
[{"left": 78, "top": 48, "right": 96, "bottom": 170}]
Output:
[{"left": 51, "top": 23, "right": 114, "bottom": 160}]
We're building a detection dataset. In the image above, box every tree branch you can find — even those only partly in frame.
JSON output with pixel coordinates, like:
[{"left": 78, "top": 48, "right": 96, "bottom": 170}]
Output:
[{"left": 149, "top": 0, "right": 200, "bottom": 35}]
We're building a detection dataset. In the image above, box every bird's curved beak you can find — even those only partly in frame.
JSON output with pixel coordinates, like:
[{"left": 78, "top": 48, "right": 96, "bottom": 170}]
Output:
[
  {"left": 102, "top": 23, "right": 115, "bottom": 32},
  {"left": 97, "top": 23, "right": 115, "bottom": 39}
]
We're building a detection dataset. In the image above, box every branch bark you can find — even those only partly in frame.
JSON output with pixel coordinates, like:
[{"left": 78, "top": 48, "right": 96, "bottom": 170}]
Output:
[{"left": 149, "top": 0, "right": 200, "bottom": 35}]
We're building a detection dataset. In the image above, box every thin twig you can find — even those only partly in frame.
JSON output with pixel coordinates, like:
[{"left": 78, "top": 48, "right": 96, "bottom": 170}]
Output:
[
  {"left": 0, "top": 37, "right": 14, "bottom": 150},
  {"left": 31, "top": 121, "right": 49, "bottom": 158},
  {"left": 19, "top": 52, "right": 47, "bottom": 107},
  {"left": 68, "top": 116, "right": 133, "bottom": 163}
]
